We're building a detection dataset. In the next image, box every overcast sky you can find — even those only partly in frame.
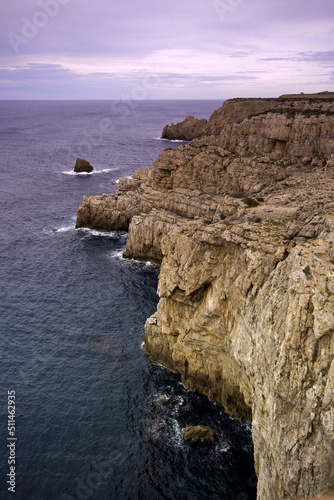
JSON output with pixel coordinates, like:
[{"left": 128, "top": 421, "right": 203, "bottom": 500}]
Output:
[{"left": 1, "top": 0, "right": 333, "bottom": 99}]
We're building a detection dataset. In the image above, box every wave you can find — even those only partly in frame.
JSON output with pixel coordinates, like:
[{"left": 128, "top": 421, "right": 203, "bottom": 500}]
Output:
[
  {"left": 114, "top": 175, "right": 133, "bottom": 184},
  {"left": 109, "top": 249, "right": 125, "bottom": 260},
  {"left": 155, "top": 137, "right": 187, "bottom": 143},
  {"left": 217, "top": 440, "right": 231, "bottom": 453},
  {"left": 62, "top": 168, "right": 115, "bottom": 176},
  {"left": 54, "top": 225, "right": 75, "bottom": 233},
  {"left": 169, "top": 418, "right": 184, "bottom": 448},
  {"left": 77, "top": 227, "right": 127, "bottom": 241},
  {"left": 45, "top": 217, "right": 77, "bottom": 234}
]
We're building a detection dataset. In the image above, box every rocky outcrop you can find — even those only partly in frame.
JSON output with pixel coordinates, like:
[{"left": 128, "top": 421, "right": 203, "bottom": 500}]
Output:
[
  {"left": 161, "top": 115, "right": 207, "bottom": 141},
  {"left": 161, "top": 94, "right": 334, "bottom": 143},
  {"left": 74, "top": 157, "right": 93, "bottom": 173},
  {"left": 161, "top": 98, "right": 278, "bottom": 140},
  {"left": 76, "top": 96, "right": 334, "bottom": 500},
  {"left": 182, "top": 425, "right": 216, "bottom": 441}
]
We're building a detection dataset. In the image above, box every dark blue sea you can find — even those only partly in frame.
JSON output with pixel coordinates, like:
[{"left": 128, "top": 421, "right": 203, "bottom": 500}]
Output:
[{"left": 0, "top": 100, "right": 257, "bottom": 500}]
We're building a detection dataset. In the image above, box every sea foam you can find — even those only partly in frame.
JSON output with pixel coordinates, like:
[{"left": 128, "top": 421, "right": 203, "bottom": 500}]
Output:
[
  {"left": 62, "top": 168, "right": 115, "bottom": 176},
  {"left": 155, "top": 137, "right": 187, "bottom": 143}
]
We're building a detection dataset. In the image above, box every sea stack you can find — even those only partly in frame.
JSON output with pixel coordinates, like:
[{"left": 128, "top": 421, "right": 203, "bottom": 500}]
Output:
[
  {"left": 75, "top": 94, "right": 334, "bottom": 500},
  {"left": 74, "top": 157, "right": 93, "bottom": 173}
]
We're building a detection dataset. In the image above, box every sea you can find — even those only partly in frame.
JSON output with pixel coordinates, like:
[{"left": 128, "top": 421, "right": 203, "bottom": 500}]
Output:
[{"left": 0, "top": 100, "right": 257, "bottom": 500}]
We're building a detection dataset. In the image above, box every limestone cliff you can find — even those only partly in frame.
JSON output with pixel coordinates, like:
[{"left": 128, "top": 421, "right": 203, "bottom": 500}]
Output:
[
  {"left": 161, "top": 115, "right": 207, "bottom": 141},
  {"left": 161, "top": 97, "right": 278, "bottom": 140},
  {"left": 76, "top": 95, "right": 334, "bottom": 500}
]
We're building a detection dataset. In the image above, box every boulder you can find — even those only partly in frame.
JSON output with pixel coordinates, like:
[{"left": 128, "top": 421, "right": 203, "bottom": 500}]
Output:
[
  {"left": 74, "top": 158, "right": 93, "bottom": 173},
  {"left": 182, "top": 425, "right": 216, "bottom": 441}
]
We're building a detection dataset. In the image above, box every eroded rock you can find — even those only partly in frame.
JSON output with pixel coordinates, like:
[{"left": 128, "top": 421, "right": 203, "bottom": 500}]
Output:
[
  {"left": 182, "top": 425, "right": 216, "bottom": 441},
  {"left": 162, "top": 115, "right": 207, "bottom": 141}
]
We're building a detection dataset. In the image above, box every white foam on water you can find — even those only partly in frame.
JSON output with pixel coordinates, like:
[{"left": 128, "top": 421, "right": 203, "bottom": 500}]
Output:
[
  {"left": 217, "top": 441, "right": 231, "bottom": 453},
  {"left": 172, "top": 395, "right": 185, "bottom": 413},
  {"left": 169, "top": 418, "right": 184, "bottom": 448},
  {"left": 55, "top": 225, "right": 75, "bottom": 233},
  {"left": 90, "top": 229, "right": 118, "bottom": 238},
  {"left": 62, "top": 168, "right": 115, "bottom": 176},
  {"left": 155, "top": 137, "right": 187, "bottom": 143},
  {"left": 46, "top": 217, "right": 77, "bottom": 234},
  {"left": 109, "top": 249, "right": 125, "bottom": 260},
  {"left": 114, "top": 175, "right": 133, "bottom": 184},
  {"left": 63, "top": 170, "right": 89, "bottom": 176},
  {"left": 77, "top": 227, "right": 119, "bottom": 238}
]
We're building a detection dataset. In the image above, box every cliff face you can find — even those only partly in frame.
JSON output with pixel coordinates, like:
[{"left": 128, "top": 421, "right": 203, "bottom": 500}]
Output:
[
  {"left": 76, "top": 96, "right": 334, "bottom": 500},
  {"left": 161, "top": 115, "right": 208, "bottom": 141},
  {"left": 161, "top": 97, "right": 278, "bottom": 140}
]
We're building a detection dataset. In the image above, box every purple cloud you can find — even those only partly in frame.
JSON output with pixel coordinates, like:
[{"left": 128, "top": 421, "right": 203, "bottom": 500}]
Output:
[{"left": 0, "top": 0, "right": 333, "bottom": 99}]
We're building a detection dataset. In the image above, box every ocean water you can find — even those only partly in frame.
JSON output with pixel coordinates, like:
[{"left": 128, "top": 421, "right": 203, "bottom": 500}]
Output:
[{"left": 0, "top": 100, "right": 257, "bottom": 500}]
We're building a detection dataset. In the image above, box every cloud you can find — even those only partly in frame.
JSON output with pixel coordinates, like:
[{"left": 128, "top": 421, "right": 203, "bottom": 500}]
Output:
[
  {"left": 0, "top": 0, "right": 333, "bottom": 98},
  {"left": 261, "top": 51, "right": 334, "bottom": 65},
  {"left": 298, "top": 51, "right": 334, "bottom": 64}
]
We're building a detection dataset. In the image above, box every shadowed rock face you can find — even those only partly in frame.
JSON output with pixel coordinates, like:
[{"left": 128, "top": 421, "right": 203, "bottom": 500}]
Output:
[{"left": 76, "top": 96, "right": 334, "bottom": 500}]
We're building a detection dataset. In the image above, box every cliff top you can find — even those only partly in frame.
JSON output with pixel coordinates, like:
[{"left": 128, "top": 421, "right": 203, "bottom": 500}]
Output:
[
  {"left": 279, "top": 91, "right": 334, "bottom": 99},
  {"left": 161, "top": 93, "right": 334, "bottom": 141}
]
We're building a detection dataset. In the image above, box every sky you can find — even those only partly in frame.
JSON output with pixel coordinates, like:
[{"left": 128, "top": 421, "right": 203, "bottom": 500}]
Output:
[{"left": 0, "top": 0, "right": 333, "bottom": 100}]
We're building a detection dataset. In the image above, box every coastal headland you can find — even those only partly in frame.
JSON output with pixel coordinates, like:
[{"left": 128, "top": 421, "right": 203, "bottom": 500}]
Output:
[{"left": 76, "top": 94, "right": 334, "bottom": 500}]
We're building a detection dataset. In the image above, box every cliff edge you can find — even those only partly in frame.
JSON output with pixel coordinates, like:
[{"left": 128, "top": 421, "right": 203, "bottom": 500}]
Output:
[{"left": 76, "top": 96, "right": 334, "bottom": 500}]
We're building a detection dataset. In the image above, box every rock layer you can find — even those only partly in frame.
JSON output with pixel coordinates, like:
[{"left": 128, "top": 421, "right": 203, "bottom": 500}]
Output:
[
  {"left": 161, "top": 115, "right": 207, "bottom": 141},
  {"left": 76, "top": 96, "right": 334, "bottom": 500}
]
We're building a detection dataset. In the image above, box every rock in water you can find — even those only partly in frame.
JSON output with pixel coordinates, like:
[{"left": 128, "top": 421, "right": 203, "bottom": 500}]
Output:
[
  {"left": 182, "top": 425, "right": 216, "bottom": 441},
  {"left": 74, "top": 158, "right": 93, "bottom": 173}
]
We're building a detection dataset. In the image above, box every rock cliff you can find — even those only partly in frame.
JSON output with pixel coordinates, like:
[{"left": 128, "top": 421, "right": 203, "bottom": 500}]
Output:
[
  {"left": 161, "top": 115, "right": 208, "bottom": 141},
  {"left": 76, "top": 95, "right": 334, "bottom": 500}
]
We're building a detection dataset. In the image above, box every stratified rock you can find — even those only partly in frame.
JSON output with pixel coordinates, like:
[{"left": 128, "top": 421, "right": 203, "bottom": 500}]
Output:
[
  {"left": 182, "top": 425, "right": 216, "bottom": 441},
  {"left": 162, "top": 98, "right": 278, "bottom": 141},
  {"left": 74, "top": 157, "right": 93, "bottom": 173},
  {"left": 76, "top": 94, "right": 334, "bottom": 500},
  {"left": 202, "top": 97, "right": 278, "bottom": 136},
  {"left": 161, "top": 115, "right": 207, "bottom": 141}
]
